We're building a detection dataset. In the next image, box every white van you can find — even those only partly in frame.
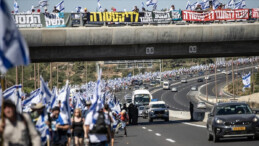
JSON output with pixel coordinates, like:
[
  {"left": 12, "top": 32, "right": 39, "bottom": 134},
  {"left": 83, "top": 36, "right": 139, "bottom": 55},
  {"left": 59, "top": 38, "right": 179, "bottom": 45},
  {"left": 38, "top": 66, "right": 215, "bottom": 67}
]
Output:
[
  {"left": 163, "top": 81, "right": 170, "bottom": 90},
  {"left": 132, "top": 89, "right": 153, "bottom": 106}
]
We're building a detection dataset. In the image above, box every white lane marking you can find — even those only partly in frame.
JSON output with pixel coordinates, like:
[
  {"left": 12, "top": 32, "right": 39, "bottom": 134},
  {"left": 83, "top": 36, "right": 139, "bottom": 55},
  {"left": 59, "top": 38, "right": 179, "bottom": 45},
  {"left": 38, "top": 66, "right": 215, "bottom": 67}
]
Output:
[
  {"left": 155, "top": 133, "right": 161, "bottom": 136},
  {"left": 148, "top": 129, "right": 153, "bottom": 132},
  {"left": 142, "top": 127, "right": 146, "bottom": 129},
  {"left": 183, "top": 122, "right": 206, "bottom": 128},
  {"left": 166, "top": 138, "right": 176, "bottom": 143}
]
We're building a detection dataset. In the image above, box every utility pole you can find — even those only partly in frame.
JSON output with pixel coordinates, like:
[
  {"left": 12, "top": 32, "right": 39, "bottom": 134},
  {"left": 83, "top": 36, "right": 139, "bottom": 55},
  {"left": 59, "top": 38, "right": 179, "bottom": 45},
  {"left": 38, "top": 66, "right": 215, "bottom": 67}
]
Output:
[
  {"left": 16, "top": 66, "right": 18, "bottom": 85},
  {"left": 21, "top": 66, "right": 24, "bottom": 91},
  {"left": 50, "top": 63, "right": 52, "bottom": 90},
  {"left": 34, "top": 63, "right": 36, "bottom": 90},
  {"left": 57, "top": 63, "right": 59, "bottom": 89},
  {"left": 214, "top": 59, "right": 218, "bottom": 103},
  {"left": 85, "top": 61, "right": 87, "bottom": 83},
  {"left": 232, "top": 57, "right": 235, "bottom": 100},
  {"left": 38, "top": 63, "right": 40, "bottom": 88}
]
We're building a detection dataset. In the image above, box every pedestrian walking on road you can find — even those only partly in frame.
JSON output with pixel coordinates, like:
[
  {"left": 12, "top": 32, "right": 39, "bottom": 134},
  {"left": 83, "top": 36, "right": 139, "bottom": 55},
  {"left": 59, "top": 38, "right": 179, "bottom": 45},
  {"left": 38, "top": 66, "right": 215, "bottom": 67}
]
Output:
[
  {"left": 71, "top": 108, "right": 84, "bottom": 146},
  {"left": 0, "top": 100, "right": 41, "bottom": 146},
  {"left": 189, "top": 102, "right": 194, "bottom": 121},
  {"left": 84, "top": 107, "right": 112, "bottom": 146},
  {"left": 119, "top": 110, "right": 129, "bottom": 136}
]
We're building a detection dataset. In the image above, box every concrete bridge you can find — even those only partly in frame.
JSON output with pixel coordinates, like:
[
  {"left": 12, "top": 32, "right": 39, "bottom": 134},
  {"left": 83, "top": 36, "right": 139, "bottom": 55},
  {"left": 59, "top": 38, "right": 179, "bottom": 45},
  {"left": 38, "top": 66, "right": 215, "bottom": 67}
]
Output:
[{"left": 20, "top": 23, "right": 259, "bottom": 62}]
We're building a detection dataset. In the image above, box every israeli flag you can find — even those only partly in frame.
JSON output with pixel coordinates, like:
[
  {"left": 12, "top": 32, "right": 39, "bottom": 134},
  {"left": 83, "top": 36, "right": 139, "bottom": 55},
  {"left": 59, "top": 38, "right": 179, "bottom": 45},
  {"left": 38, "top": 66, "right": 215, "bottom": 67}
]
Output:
[
  {"left": 186, "top": 1, "right": 191, "bottom": 10},
  {"left": 49, "top": 87, "right": 57, "bottom": 111},
  {"left": 56, "top": 0, "right": 64, "bottom": 12},
  {"left": 235, "top": 0, "right": 246, "bottom": 9},
  {"left": 201, "top": 0, "right": 210, "bottom": 10},
  {"left": 3, "top": 85, "right": 22, "bottom": 113},
  {"left": 97, "top": 0, "right": 103, "bottom": 12},
  {"left": 0, "top": 0, "right": 30, "bottom": 73},
  {"left": 40, "top": 76, "right": 52, "bottom": 105},
  {"left": 35, "top": 112, "right": 50, "bottom": 146},
  {"left": 242, "top": 72, "right": 251, "bottom": 88},
  {"left": 22, "top": 88, "right": 41, "bottom": 108},
  {"left": 76, "top": 6, "right": 81, "bottom": 13},
  {"left": 142, "top": 2, "right": 145, "bottom": 8},
  {"left": 14, "top": 0, "right": 19, "bottom": 13},
  {"left": 57, "top": 80, "right": 71, "bottom": 125},
  {"left": 190, "top": 2, "right": 198, "bottom": 11},
  {"left": 226, "top": 0, "right": 235, "bottom": 9},
  {"left": 39, "top": 0, "right": 48, "bottom": 7},
  {"left": 212, "top": 0, "right": 221, "bottom": 9},
  {"left": 146, "top": 0, "right": 157, "bottom": 7}
]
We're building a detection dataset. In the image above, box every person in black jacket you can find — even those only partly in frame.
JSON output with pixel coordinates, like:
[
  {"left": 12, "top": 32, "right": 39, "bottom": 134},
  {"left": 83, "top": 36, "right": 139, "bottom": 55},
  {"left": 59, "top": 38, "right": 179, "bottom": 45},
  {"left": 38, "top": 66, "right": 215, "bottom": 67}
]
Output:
[{"left": 189, "top": 102, "right": 194, "bottom": 121}]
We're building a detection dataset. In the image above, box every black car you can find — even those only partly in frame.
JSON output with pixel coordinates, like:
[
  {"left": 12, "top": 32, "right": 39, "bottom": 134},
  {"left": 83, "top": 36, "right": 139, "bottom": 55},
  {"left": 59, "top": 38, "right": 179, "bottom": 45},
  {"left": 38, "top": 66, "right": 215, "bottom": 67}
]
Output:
[
  {"left": 197, "top": 78, "right": 203, "bottom": 82},
  {"left": 207, "top": 102, "right": 259, "bottom": 142}
]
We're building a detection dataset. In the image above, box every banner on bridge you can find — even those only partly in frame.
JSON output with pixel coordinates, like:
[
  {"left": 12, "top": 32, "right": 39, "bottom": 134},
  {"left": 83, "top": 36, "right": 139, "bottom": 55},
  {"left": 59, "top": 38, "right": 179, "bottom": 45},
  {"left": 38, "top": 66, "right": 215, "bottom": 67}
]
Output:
[
  {"left": 252, "top": 8, "right": 259, "bottom": 18},
  {"left": 182, "top": 9, "right": 249, "bottom": 21},
  {"left": 12, "top": 13, "right": 43, "bottom": 28}
]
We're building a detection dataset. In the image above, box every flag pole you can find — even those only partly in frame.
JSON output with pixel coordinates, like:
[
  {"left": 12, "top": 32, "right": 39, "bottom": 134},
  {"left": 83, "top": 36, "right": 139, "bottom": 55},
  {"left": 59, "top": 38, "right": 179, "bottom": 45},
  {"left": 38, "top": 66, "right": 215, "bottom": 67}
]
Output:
[
  {"left": 16, "top": 66, "right": 18, "bottom": 85},
  {"left": 50, "top": 63, "right": 52, "bottom": 90},
  {"left": 57, "top": 63, "right": 59, "bottom": 89},
  {"left": 0, "top": 75, "right": 5, "bottom": 145},
  {"left": 38, "top": 63, "right": 40, "bottom": 88},
  {"left": 34, "top": 63, "right": 36, "bottom": 90}
]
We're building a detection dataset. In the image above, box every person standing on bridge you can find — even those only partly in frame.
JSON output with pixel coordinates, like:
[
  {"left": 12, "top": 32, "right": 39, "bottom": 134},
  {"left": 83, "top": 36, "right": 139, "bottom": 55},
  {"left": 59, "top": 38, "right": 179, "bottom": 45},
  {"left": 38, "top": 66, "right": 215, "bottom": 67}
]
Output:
[{"left": 189, "top": 102, "right": 194, "bottom": 121}]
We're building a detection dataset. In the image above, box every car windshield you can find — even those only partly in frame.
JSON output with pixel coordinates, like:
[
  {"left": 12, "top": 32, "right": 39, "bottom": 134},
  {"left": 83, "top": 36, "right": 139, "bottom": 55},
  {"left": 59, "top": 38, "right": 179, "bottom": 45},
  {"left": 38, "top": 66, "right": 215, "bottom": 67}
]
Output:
[
  {"left": 164, "top": 83, "right": 168, "bottom": 86},
  {"left": 134, "top": 94, "right": 150, "bottom": 104},
  {"left": 126, "top": 99, "right": 132, "bottom": 103},
  {"left": 139, "top": 106, "right": 145, "bottom": 110},
  {"left": 151, "top": 104, "right": 166, "bottom": 108},
  {"left": 215, "top": 104, "right": 253, "bottom": 115}
]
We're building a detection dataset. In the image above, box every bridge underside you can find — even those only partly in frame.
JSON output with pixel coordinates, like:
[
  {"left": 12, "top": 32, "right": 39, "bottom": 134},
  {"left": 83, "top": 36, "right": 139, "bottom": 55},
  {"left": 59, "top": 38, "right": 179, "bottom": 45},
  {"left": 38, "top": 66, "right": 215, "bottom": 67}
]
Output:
[{"left": 30, "top": 40, "right": 259, "bottom": 62}]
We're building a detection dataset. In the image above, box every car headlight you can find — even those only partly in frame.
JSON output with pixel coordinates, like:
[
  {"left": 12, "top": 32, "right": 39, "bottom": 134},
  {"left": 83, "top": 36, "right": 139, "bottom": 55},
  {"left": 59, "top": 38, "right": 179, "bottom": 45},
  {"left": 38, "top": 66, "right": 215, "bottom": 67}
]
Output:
[
  {"left": 216, "top": 119, "right": 223, "bottom": 124},
  {"left": 253, "top": 117, "right": 258, "bottom": 122}
]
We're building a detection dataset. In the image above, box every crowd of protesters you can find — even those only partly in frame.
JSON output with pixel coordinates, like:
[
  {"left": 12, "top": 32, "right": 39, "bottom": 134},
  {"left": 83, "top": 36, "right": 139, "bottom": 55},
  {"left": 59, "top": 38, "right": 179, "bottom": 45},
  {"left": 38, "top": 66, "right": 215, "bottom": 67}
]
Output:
[{"left": 0, "top": 57, "right": 258, "bottom": 146}]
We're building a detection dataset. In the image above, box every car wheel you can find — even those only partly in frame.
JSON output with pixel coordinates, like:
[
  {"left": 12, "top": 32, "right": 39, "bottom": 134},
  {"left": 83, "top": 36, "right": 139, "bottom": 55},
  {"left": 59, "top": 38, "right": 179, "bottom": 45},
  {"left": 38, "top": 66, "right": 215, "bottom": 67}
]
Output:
[
  {"left": 208, "top": 132, "right": 213, "bottom": 141},
  {"left": 255, "top": 134, "right": 259, "bottom": 140},
  {"left": 165, "top": 117, "right": 169, "bottom": 122}
]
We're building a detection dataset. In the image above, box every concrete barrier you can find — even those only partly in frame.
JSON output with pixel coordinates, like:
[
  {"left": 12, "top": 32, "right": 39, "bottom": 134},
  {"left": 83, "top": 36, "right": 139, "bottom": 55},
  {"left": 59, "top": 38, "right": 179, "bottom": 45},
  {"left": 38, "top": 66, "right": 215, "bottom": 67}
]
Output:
[{"left": 169, "top": 110, "right": 209, "bottom": 122}]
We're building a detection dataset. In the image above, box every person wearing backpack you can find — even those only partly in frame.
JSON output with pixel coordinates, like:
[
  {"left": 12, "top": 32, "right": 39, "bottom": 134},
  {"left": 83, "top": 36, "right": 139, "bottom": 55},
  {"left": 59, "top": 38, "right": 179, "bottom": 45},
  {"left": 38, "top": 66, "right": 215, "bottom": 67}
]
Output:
[
  {"left": 84, "top": 107, "right": 112, "bottom": 146},
  {"left": 119, "top": 110, "right": 129, "bottom": 136}
]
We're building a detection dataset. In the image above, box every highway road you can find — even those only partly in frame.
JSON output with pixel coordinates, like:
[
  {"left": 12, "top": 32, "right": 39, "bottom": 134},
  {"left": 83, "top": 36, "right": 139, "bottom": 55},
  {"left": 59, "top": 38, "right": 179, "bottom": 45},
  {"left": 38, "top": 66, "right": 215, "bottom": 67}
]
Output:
[{"left": 113, "top": 65, "right": 259, "bottom": 146}]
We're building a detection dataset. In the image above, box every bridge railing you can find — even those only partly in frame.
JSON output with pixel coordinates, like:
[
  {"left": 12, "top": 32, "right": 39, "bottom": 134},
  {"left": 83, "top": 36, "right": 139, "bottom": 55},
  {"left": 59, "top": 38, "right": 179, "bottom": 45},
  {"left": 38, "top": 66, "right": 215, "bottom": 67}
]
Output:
[{"left": 12, "top": 8, "right": 259, "bottom": 28}]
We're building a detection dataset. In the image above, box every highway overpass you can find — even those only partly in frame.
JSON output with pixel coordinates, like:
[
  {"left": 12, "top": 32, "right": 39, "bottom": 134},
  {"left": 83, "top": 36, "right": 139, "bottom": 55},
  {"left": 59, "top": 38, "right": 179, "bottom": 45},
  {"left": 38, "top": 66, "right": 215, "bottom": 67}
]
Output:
[{"left": 21, "top": 23, "right": 259, "bottom": 62}]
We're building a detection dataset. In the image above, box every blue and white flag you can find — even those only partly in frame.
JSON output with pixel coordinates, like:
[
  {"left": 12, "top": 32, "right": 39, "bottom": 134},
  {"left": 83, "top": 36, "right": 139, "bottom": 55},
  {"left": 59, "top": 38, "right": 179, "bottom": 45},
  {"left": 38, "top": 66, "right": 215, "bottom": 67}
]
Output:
[
  {"left": 0, "top": 0, "right": 30, "bottom": 73},
  {"left": 39, "top": 0, "right": 48, "bottom": 8},
  {"left": 3, "top": 85, "right": 22, "bottom": 113},
  {"left": 40, "top": 76, "right": 52, "bottom": 105},
  {"left": 48, "top": 87, "right": 57, "bottom": 111},
  {"left": 146, "top": 0, "right": 157, "bottom": 7},
  {"left": 22, "top": 88, "right": 41, "bottom": 110},
  {"left": 226, "top": 0, "right": 235, "bottom": 9},
  {"left": 97, "top": 0, "right": 103, "bottom": 12},
  {"left": 56, "top": 0, "right": 64, "bottom": 12},
  {"left": 14, "top": 0, "right": 19, "bottom": 13},
  {"left": 212, "top": 0, "right": 221, "bottom": 9},
  {"left": 35, "top": 112, "right": 50, "bottom": 145},
  {"left": 190, "top": 2, "right": 198, "bottom": 11},
  {"left": 142, "top": 2, "right": 145, "bottom": 8},
  {"left": 235, "top": 0, "right": 246, "bottom": 9},
  {"left": 200, "top": 0, "right": 210, "bottom": 10},
  {"left": 186, "top": 1, "right": 191, "bottom": 10},
  {"left": 76, "top": 6, "right": 82, "bottom": 13},
  {"left": 57, "top": 80, "right": 71, "bottom": 125},
  {"left": 242, "top": 72, "right": 251, "bottom": 89}
]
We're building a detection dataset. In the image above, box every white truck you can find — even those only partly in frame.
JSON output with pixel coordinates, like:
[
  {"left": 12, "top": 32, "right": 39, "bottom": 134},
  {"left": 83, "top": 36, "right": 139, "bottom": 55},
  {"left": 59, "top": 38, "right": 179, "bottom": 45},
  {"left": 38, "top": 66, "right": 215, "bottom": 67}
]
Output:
[
  {"left": 132, "top": 89, "right": 153, "bottom": 107},
  {"left": 163, "top": 81, "right": 170, "bottom": 90}
]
